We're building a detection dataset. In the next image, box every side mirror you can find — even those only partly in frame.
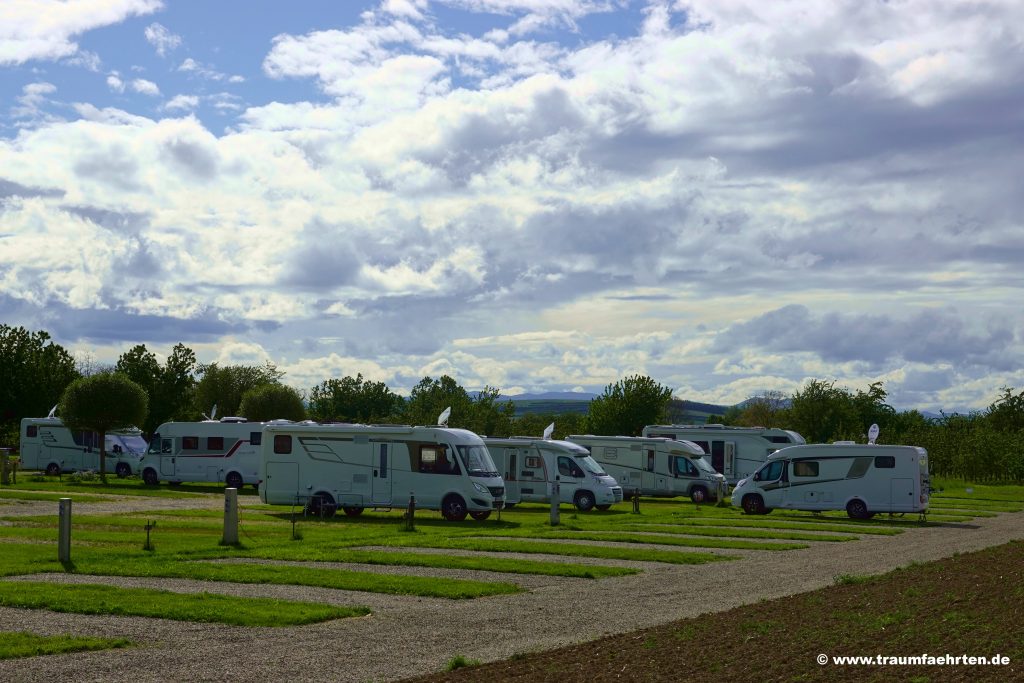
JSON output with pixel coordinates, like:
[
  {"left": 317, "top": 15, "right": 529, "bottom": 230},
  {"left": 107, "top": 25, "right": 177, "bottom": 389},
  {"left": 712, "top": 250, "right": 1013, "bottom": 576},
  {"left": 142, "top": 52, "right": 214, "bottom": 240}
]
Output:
[{"left": 753, "top": 473, "right": 761, "bottom": 482}]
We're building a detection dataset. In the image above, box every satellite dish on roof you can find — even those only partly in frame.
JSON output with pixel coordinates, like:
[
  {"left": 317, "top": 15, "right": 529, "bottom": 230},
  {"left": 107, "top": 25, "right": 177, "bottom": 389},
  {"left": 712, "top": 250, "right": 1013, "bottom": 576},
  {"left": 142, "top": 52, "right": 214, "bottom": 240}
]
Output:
[
  {"left": 543, "top": 422, "right": 555, "bottom": 440},
  {"left": 437, "top": 406, "right": 451, "bottom": 427},
  {"left": 867, "top": 423, "right": 880, "bottom": 445},
  {"left": 47, "top": 404, "right": 58, "bottom": 418},
  {"left": 202, "top": 404, "right": 218, "bottom": 422}
]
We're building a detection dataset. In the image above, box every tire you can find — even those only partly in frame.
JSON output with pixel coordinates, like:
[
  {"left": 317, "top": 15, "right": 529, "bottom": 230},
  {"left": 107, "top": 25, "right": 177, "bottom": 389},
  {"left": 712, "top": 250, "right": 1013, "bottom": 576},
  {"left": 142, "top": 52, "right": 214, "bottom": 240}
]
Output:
[
  {"left": 45, "top": 463, "right": 61, "bottom": 476},
  {"left": 573, "top": 490, "right": 596, "bottom": 512},
  {"left": 846, "top": 499, "right": 870, "bottom": 520},
  {"left": 690, "top": 486, "right": 708, "bottom": 504},
  {"left": 225, "top": 471, "right": 244, "bottom": 490},
  {"left": 142, "top": 468, "right": 159, "bottom": 486},
  {"left": 441, "top": 494, "right": 468, "bottom": 521},
  {"left": 596, "top": 504, "right": 611, "bottom": 511},
  {"left": 306, "top": 491, "right": 337, "bottom": 518},
  {"left": 742, "top": 494, "right": 767, "bottom": 515},
  {"left": 115, "top": 462, "right": 131, "bottom": 478},
  {"left": 469, "top": 510, "right": 491, "bottom": 521},
  {"left": 342, "top": 506, "right": 364, "bottom": 517}
]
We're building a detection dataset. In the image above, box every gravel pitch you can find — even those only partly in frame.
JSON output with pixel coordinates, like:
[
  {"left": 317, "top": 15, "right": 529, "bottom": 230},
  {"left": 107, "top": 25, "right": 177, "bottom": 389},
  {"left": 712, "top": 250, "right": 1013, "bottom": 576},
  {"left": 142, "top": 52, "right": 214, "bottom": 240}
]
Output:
[{"left": 0, "top": 496, "right": 1021, "bottom": 683}]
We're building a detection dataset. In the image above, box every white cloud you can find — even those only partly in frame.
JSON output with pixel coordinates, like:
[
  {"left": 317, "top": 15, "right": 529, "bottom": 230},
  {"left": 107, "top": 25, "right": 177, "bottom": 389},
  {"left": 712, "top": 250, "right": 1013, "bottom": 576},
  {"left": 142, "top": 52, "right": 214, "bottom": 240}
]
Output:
[
  {"left": 106, "top": 74, "right": 126, "bottom": 93},
  {"left": 0, "top": 0, "right": 163, "bottom": 65},
  {"left": 144, "top": 22, "right": 182, "bottom": 57},
  {"left": 130, "top": 78, "right": 161, "bottom": 96},
  {"left": 178, "top": 57, "right": 243, "bottom": 83},
  {"left": 164, "top": 94, "right": 199, "bottom": 111}
]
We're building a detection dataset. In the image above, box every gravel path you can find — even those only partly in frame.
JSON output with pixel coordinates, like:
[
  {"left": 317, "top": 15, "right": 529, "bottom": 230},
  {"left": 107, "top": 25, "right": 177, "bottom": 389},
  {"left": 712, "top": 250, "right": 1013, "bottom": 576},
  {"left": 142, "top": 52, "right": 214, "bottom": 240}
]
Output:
[{"left": 0, "top": 498, "right": 1020, "bottom": 683}]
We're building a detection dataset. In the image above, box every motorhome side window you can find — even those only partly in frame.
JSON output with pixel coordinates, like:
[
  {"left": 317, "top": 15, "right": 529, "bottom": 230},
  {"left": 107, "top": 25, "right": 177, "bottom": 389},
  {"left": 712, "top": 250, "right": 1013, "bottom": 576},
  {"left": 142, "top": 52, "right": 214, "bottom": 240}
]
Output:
[
  {"left": 692, "top": 440, "right": 709, "bottom": 454},
  {"left": 26, "top": 425, "right": 37, "bottom": 437},
  {"left": 419, "top": 445, "right": 459, "bottom": 475},
  {"left": 793, "top": 461, "right": 819, "bottom": 477},
  {"left": 672, "top": 457, "right": 697, "bottom": 477},
  {"left": 524, "top": 455, "right": 542, "bottom": 469},
  {"left": 557, "top": 456, "right": 584, "bottom": 478},
  {"left": 874, "top": 456, "right": 896, "bottom": 469},
  {"left": 182, "top": 436, "right": 199, "bottom": 450},
  {"left": 273, "top": 435, "right": 292, "bottom": 454},
  {"left": 250, "top": 432, "right": 262, "bottom": 446},
  {"left": 208, "top": 436, "right": 224, "bottom": 450}
]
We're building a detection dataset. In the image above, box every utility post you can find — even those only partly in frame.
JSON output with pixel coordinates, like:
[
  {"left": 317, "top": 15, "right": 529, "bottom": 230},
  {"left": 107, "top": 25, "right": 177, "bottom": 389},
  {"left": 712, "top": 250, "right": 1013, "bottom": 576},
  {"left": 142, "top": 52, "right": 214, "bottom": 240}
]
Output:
[
  {"left": 549, "top": 475, "right": 560, "bottom": 526},
  {"left": 222, "top": 487, "right": 239, "bottom": 545},
  {"left": 58, "top": 498, "right": 72, "bottom": 563}
]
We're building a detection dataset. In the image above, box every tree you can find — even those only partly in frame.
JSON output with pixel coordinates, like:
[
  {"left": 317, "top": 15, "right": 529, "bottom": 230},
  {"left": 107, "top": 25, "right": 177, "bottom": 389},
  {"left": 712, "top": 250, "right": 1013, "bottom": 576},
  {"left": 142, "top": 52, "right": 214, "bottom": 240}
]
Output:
[
  {"left": 0, "top": 326, "right": 79, "bottom": 446},
  {"left": 787, "top": 379, "right": 859, "bottom": 443},
  {"left": 587, "top": 375, "right": 673, "bottom": 436},
  {"left": 987, "top": 387, "right": 1024, "bottom": 432},
  {"left": 401, "top": 376, "right": 475, "bottom": 427},
  {"left": 193, "top": 362, "right": 284, "bottom": 418},
  {"left": 238, "top": 384, "right": 306, "bottom": 422},
  {"left": 735, "top": 390, "right": 789, "bottom": 428},
  {"left": 59, "top": 372, "right": 148, "bottom": 484},
  {"left": 116, "top": 344, "right": 198, "bottom": 433},
  {"left": 308, "top": 374, "right": 402, "bottom": 423}
]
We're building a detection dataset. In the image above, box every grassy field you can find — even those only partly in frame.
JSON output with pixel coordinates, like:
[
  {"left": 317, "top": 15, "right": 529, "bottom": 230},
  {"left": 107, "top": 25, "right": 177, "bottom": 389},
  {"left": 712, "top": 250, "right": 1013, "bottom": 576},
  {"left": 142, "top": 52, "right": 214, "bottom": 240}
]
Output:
[{"left": 401, "top": 541, "right": 1024, "bottom": 683}]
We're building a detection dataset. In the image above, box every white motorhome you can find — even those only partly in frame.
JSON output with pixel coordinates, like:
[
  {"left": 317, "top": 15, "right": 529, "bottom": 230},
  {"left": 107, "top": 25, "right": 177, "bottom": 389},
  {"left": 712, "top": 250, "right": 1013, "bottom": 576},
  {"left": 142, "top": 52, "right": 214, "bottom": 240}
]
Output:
[
  {"left": 19, "top": 417, "right": 147, "bottom": 477},
  {"left": 567, "top": 435, "right": 727, "bottom": 503},
  {"left": 730, "top": 443, "right": 930, "bottom": 519},
  {"left": 139, "top": 418, "right": 267, "bottom": 489},
  {"left": 259, "top": 422, "right": 505, "bottom": 521},
  {"left": 641, "top": 424, "right": 806, "bottom": 483},
  {"left": 484, "top": 437, "right": 623, "bottom": 511}
]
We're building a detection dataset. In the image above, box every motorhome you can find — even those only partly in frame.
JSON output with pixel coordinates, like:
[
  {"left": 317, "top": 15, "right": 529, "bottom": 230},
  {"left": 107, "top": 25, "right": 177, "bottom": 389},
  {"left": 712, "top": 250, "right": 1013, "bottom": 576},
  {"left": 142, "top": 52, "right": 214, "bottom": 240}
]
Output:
[
  {"left": 484, "top": 437, "right": 623, "bottom": 511},
  {"left": 730, "top": 443, "right": 930, "bottom": 519},
  {"left": 19, "top": 417, "right": 147, "bottom": 477},
  {"left": 139, "top": 418, "right": 267, "bottom": 489},
  {"left": 641, "top": 424, "right": 806, "bottom": 483},
  {"left": 259, "top": 422, "right": 505, "bottom": 521},
  {"left": 567, "top": 435, "right": 727, "bottom": 503}
]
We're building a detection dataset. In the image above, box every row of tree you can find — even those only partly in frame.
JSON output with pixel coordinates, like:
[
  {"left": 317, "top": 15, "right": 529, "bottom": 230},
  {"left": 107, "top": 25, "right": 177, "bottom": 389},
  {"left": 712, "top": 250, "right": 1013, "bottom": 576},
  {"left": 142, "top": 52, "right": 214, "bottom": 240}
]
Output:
[{"left": 2, "top": 325, "right": 1022, "bottom": 481}]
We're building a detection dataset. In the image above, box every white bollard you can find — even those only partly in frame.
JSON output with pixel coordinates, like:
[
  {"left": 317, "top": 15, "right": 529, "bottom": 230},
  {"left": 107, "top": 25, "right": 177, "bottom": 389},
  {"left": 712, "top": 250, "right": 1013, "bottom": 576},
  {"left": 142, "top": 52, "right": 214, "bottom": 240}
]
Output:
[
  {"left": 549, "top": 476, "right": 560, "bottom": 526},
  {"left": 58, "top": 498, "right": 72, "bottom": 563},
  {"left": 223, "top": 488, "right": 239, "bottom": 545}
]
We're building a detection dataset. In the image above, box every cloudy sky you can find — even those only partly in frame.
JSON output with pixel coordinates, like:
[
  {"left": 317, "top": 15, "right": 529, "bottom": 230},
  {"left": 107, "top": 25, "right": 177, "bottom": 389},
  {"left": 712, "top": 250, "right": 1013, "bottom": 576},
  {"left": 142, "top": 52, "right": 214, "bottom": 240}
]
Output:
[{"left": 1, "top": 0, "right": 1022, "bottom": 412}]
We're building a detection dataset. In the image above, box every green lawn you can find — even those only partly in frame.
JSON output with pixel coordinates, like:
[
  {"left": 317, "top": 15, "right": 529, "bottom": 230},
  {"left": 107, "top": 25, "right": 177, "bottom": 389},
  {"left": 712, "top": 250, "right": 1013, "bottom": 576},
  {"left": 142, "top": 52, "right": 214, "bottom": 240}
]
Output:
[
  {"left": 0, "top": 581, "right": 366, "bottom": 626},
  {"left": 0, "top": 631, "right": 133, "bottom": 660}
]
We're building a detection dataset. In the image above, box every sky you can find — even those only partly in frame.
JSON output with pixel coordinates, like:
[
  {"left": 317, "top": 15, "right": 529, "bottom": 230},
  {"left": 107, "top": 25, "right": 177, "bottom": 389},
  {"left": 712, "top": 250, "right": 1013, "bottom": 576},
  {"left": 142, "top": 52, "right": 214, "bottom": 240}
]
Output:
[{"left": 1, "top": 0, "right": 1022, "bottom": 412}]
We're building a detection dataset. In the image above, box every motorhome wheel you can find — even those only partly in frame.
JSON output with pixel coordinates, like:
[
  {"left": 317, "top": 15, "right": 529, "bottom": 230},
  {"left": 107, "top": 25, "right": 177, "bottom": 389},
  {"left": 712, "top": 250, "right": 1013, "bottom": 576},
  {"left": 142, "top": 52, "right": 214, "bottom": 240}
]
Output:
[
  {"left": 573, "top": 490, "right": 595, "bottom": 512},
  {"left": 225, "top": 471, "right": 243, "bottom": 490},
  {"left": 45, "top": 463, "right": 60, "bottom": 476},
  {"left": 441, "top": 494, "right": 468, "bottom": 521},
  {"left": 342, "top": 506, "right": 364, "bottom": 517},
  {"left": 142, "top": 468, "right": 159, "bottom": 486},
  {"left": 115, "top": 462, "right": 131, "bottom": 478},
  {"left": 469, "top": 510, "right": 491, "bottom": 521},
  {"left": 846, "top": 499, "right": 870, "bottom": 520},
  {"left": 690, "top": 486, "right": 708, "bottom": 504},
  {"left": 307, "top": 491, "right": 337, "bottom": 518},
  {"left": 742, "top": 494, "right": 767, "bottom": 515}
]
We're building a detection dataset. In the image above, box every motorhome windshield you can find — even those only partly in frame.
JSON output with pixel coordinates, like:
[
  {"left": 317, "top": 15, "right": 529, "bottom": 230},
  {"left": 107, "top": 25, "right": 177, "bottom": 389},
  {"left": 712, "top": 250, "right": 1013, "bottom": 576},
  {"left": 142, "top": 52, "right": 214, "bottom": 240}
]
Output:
[
  {"left": 576, "top": 455, "right": 606, "bottom": 475},
  {"left": 146, "top": 435, "right": 161, "bottom": 454},
  {"left": 692, "top": 456, "right": 716, "bottom": 474},
  {"left": 456, "top": 445, "right": 499, "bottom": 477},
  {"left": 118, "top": 435, "right": 148, "bottom": 455}
]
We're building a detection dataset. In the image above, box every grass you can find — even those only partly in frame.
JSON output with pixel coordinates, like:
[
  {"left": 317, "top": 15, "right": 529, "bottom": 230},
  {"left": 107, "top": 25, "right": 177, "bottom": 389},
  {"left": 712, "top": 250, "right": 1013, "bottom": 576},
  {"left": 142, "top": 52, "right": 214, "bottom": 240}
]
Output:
[
  {"left": 464, "top": 529, "right": 809, "bottom": 551},
  {"left": 0, "top": 581, "right": 367, "bottom": 626},
  {"left": 639, "top": 516, "right": 904, "bottom": 535},
  {"left": 0, "top": 631, "right": 133, "bottom": 660},
  {"left": 615, "top": 523, "right": 858, "bottom": 542},
  {"left": 0, "top": 490, "right": 108, "bottom": 503},
  {"left": 0, "top": 479, "right": 245, "bottom": 498}
]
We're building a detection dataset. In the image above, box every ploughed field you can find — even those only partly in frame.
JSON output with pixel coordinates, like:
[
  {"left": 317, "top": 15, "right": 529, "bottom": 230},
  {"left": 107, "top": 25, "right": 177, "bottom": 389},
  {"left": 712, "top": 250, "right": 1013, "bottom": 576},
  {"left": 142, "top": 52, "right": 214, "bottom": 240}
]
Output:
[{"left": 0, "top": 475, "right": 1020, "bottom": 682}]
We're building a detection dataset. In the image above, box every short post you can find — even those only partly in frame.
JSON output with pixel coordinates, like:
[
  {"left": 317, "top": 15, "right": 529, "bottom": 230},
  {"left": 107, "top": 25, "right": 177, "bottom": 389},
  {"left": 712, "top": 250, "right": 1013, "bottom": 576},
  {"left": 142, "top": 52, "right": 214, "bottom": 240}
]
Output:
[
  {"left": 144, "top": 520, "right": 156, "bottom": 551},
  {"left": 402, "top": 492, "right": 416, "bottom": 531},
  {"left": 0, "top": 448, "right": 10, "bottom": 485},
  {"left": 222, "top": 487, "right": 239, "bottom": 545},
  {"left": 58, "top": 497, "right": 72, "bottom": 563},
  {"left": 632, "top": 489, "right": 640, "bottom": 514},
  {"left": 549, "top": 476, "right": 560, "bottom": 526}
]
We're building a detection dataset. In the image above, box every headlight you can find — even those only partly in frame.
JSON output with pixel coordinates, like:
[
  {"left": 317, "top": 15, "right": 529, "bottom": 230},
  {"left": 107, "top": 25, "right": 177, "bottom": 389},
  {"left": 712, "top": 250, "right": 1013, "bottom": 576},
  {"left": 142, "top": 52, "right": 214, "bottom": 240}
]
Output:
[{"left": 472, "top": 482, "right": 489, "bottom": 494}]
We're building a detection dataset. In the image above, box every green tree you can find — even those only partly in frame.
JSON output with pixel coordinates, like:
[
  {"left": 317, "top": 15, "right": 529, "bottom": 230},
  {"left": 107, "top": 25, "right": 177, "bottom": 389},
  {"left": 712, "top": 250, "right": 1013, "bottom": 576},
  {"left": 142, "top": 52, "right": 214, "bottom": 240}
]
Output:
[
  {"left": 116, "top": 344, "right": 198, "bottom": 433},
  {"left": 735, "top": 390, "right": 789, "bottom": 428},
  {"left": 587, "top": 375, "right": 672, "bottom": 436},
  {"left": 510, "top": 411, "right": 588, "bottom": 439},
  {"left": 238, "top": 384, "right": 306, "bottom": 422},
  {"left": 308, "top": 374, "right": 402, "bottom": 423},
  {"left": 0, "top": 326, "right": 79, "bottom": 446},
  {"left": 851, "top": 381, "right": 896, "bottom": 436},
  {"left": 59, "top": 372, "right": 148, "bottom": 484},
  {"left": 986, "top": 386, "right": 1024, "bottom": 432},
  {"left": 193, "top": 362, "right": 284, "bottom": 418},
  {"left": 401, "top": 376, "right": 475, "bottom": 427},
  {"left": 787, "top": 379, "right": 859, "bottom": 443}
]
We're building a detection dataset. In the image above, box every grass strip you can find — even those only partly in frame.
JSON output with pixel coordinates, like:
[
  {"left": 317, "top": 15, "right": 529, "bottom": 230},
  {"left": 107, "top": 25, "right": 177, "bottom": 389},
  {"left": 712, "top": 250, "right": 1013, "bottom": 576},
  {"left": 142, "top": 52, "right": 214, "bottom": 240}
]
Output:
[
  {"left": 382, "top": 537, "right": 734, "bottom": 564},
  {"left": 0, "top": 580, "right": 366, "bottom": 626},
  {"left": 470, "top": 530, "right": 808, "bottom": 551},
  {"left": 247, "top": 547, "right": 636, "bottom": 579},
  {"left": 636, "top": 517, "right": 903, "bottom": 536},
  {"left": 0, "top": 491, "right": 108, "bottom": 503},
  {"left": 0, "top": 631, "right": 133, "bottom": 660},
  {"left": 614, "top": 524, "right": 856, "bottom": 542},
  {"left": 84, "top": 559, "right": 520, "bottom": 599}
]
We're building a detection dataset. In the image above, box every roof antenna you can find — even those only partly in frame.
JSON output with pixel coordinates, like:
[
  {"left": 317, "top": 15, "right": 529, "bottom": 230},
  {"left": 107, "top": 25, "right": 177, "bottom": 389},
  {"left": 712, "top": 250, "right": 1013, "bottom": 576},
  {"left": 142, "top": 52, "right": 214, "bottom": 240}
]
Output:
[
  {"left": 47, "top": 404, "right": 58, "bottom": 418},
  {"left": 437, "top": 406, "right": 451, "bottom": 427},
  {"left": 543, "top": 422, "right": 555, "bottom": 440}
]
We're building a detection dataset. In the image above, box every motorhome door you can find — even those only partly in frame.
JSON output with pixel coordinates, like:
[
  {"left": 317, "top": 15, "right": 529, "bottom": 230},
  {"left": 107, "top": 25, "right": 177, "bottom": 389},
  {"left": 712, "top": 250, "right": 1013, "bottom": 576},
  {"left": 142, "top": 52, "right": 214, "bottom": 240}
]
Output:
[
  {"left": 501, "top": 448, "right": 521, "bottom": 503},
  {"left": 158, "top": 438, "right": 175, "bottom": 476},
  {"left": 371, "top": 443, "right": 392, "bottom": 505},
  {"left": 642, "top": 447, "right": 657, "bottom": 491}
]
